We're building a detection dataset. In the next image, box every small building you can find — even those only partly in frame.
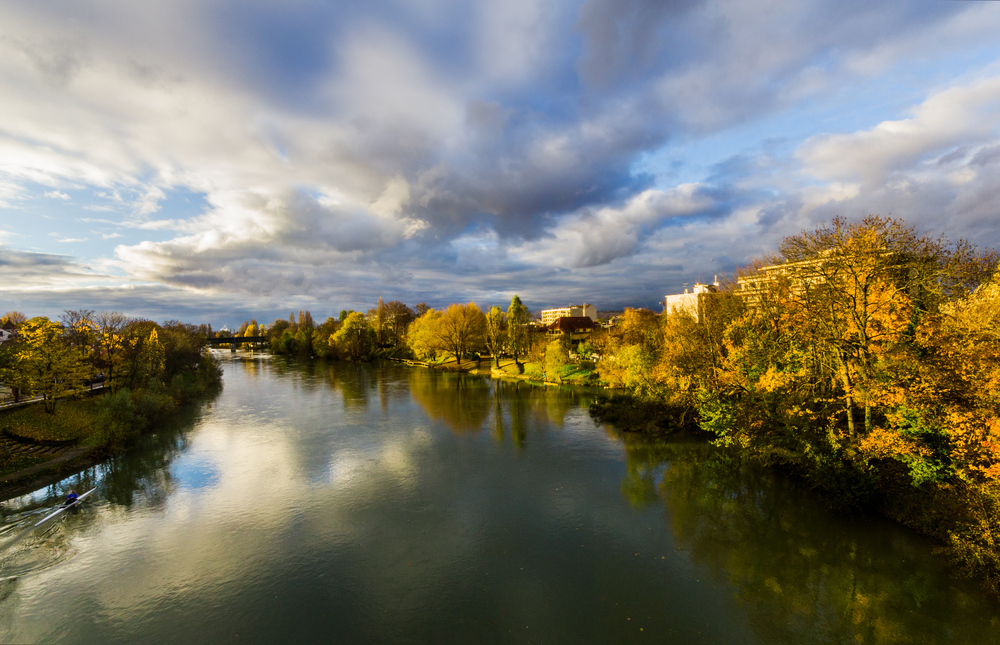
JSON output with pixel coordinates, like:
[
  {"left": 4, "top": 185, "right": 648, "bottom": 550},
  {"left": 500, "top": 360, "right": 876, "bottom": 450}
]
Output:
[
  {"left": 540, "top": 304, "right": 598, "bottom": 325},
  {"left": 663, "top": 279, "right": 720, "bottom": 323},
  {"left": 0, "top": 320, "right": 17, "bottom": 344},
  {"left": 545, "top": 316, "right": 597, "bottom": 346}
]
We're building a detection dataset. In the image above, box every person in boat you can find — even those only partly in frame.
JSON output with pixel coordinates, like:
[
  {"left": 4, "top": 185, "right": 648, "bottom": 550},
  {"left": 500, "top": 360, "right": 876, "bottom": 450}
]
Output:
[{"left": 65, "top": 491, "right": 79, "bottom": 505}]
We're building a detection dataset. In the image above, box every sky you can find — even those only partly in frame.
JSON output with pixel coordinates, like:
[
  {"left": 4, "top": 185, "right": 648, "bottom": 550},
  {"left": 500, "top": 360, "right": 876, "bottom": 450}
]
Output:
[{"left": 2, "top": 0, "right": 1000, "bottom": 327}]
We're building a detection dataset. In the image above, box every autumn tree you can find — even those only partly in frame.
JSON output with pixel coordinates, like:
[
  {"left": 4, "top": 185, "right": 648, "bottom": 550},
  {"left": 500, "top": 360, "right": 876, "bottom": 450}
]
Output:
[
  {"left": 775, "top": 215, "right": 997, "bottom": 436},
  {"left": 434, "top": 303, "right": 487, "bottom": 365},
  {"left": 368, "top": 297, "right": 389, "bottom": 346},
  {"left": 15, "top": 317, "right": 89, "bottom": 413},
  {"left": 599, "top": 308, "right": 666, "bottom": 398},
  {"left": 60, "top": 309, "right": 97, "bottom": 354},
  {"left": 95, "top": 311, "right": 134, "bottom": 393},
  {"left": 485, "top": 306, "right": 507, "bottom": 368},
  {"left": 331, "top": 312, "right": 375, "bottom": 361},
  {"left": 312, "top": 317, "right": 339, "bottom": 357},
  {"left": 407, "top": 309, "right": 442, "bottom": 361},
  {"left": 506, "top": 295, "right": 531, "bottom": 373},
  {"left": 544, "top": 338, "right": 569, "bottom": 383},
  {"left": 118, "top": 320, "right": 165, "bottom": 391},
  {"left": 384, "top": 300, "right": 415, "bottom": 345},
  {"left": 1, "top": 311, "right": 26, "bottom": 326}
]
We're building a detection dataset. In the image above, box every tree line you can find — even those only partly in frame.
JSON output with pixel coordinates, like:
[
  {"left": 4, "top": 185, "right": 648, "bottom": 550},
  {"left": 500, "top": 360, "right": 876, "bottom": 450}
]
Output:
[
  {"left": 233, "top": 295, "right": 541, "bottom": 369},
  {"left": 0, "top": 310, "right": 222, "bottom": 446}
]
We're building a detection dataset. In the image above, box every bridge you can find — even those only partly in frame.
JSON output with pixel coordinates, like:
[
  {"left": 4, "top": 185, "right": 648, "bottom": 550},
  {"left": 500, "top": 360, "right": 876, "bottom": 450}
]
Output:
[{"left": 205, "top": 336, "right": 268, "bottom": 347}]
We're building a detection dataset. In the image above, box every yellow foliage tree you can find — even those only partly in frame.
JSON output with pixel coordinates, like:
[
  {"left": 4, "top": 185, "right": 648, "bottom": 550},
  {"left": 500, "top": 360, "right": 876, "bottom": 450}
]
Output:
[{"left": 15, "top": 317, "right": 89, "bottom": 413}]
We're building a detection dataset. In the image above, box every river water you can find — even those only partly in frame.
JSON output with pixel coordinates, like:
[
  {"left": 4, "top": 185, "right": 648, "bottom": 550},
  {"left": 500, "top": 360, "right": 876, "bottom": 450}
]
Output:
[{"left": 0, "top": 354, "right": 997, "bottom": 644}]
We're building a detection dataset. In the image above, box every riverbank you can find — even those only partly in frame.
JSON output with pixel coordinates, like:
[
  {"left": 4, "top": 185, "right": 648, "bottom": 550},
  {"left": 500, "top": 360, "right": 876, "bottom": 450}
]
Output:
[
  {"left": 0, "top": 368, "right": 223, "bottom": 502},
  {"left": 391, "top": 355, "right": 600, "bottom": 387}
]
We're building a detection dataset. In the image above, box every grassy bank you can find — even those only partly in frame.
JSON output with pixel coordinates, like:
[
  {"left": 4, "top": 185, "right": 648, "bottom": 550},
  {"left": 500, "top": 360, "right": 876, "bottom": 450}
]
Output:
[
  {"left": 3, "top": 398, "right": 100, "bottom": 445},
  {"left": 475, "top": 357, "right": 599, "bottom": 386}
]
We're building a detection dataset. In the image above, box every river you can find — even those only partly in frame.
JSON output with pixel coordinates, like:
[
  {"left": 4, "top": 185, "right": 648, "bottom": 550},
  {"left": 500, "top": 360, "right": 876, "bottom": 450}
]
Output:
[{"left": 0, "top": 353, "right": 996, "bottom": 643}]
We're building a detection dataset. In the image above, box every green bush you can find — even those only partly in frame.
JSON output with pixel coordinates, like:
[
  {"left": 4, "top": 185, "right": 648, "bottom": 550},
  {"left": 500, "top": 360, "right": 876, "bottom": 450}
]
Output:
[{"left": 95, "top": 389, "right": 142, "bottom": 448}]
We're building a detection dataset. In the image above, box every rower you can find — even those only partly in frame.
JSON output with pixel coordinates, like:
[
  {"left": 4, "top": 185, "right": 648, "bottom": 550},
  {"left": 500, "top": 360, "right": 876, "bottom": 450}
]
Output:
[{"left": 65, "top": 490, "right": 79, "bottom": 506}]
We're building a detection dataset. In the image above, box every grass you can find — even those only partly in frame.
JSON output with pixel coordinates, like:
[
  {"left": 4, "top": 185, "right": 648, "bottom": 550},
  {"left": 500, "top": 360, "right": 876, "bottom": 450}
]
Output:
[
  {"left": 486, "top": 358, "right": 597, "bottom": 385},
  {"left": 0, "top": 447, "right": 59, "bottom": 478},
  {"left": 1, "top": 398, "right": 100, "bottom": 445}
]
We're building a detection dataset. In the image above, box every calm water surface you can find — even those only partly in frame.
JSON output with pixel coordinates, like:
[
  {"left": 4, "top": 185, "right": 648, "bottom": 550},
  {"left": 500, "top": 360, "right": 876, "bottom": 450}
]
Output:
[{"left": 1, "top": 354, "right": 997, "bottom": 644}]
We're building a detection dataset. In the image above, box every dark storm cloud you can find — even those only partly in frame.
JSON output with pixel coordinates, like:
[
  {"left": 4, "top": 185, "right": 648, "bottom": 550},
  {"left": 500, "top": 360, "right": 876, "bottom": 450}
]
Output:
[{"left": 2, "top": 0, "right": 999, "bottom": 318}]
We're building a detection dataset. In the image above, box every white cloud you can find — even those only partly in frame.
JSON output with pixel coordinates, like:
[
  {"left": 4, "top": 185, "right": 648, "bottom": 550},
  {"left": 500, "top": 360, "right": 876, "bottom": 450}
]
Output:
[
  {"left": 512, "top": 184, "right": 714, "bottom": 268},
  {"left": 798, "top": 73, "right": 1000, "bottom": 184}
]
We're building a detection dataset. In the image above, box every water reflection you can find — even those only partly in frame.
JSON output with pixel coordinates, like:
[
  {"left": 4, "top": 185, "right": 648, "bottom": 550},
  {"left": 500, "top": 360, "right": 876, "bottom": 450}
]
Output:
[
  {"left": 408, "top": 371, "right": 491, "bottom": 433},
  {"left": 608, "top": 431, "right": 1000, "bottom": 643},
  {"left": 2, "top": 356, "right": 997, "bottom": 644}
]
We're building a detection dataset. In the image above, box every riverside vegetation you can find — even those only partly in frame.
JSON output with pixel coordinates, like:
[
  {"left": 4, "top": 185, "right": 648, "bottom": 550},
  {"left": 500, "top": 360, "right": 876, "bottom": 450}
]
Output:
[
  {"left": 0, "top": 314, "right": 222, "bottom": 480},
  {"left": 589, "top": 216, "right": 1000, "bottom": 597},
  {"left": 100, "top": 214, "right": 1000, "bottom": 596}
]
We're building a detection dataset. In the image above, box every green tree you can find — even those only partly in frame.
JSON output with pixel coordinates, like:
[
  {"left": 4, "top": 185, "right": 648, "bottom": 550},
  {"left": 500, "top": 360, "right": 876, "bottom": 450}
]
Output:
[
  {"left": 506, "top": 295, "right": 531, "bottom": 373},
  {"left": 312, "top": 317, "right": 339, "bottom": 357},
  {"left": 331, "top": 312, "right": 375, "bottom": 361},
  {"left": 485, "top": 306, "right": 507, "bottom": 368},
  {"left": 544, "top": 339, "right": 569, "bottom": 383},
  {"left": 295, "top": 310, "right": 315, "bottom": 357}
]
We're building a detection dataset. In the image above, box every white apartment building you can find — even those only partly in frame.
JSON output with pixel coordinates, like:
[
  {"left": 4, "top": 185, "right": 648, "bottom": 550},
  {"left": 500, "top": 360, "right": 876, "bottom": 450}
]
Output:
[
  {"left": 540, "top": 304, "right": 598, "bottom": 325},
  {"left": 663, "top": 279, "right": 720, "bottom": 323}
]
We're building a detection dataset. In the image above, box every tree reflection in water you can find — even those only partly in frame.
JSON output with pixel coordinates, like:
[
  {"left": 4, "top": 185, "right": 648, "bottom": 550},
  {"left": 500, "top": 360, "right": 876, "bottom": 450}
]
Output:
[
  {"left": 610, "top": 432, "right": 999, "bottom": 643},
  {"left": 97, "top": 399, "right": 211, "bottom": 510},
  {"left": 407, "top": 370, "right": 492, "bottom": 434}
]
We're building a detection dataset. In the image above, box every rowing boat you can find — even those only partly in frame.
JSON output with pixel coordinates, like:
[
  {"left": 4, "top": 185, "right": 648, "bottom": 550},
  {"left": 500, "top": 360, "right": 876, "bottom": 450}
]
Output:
[{"left": 33, "top": 487, "right": 97, "bottom": 527}]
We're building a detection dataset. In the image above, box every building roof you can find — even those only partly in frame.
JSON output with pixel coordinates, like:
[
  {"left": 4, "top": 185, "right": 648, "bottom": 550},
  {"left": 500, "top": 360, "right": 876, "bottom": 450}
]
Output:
[{"left": 547, "top": 316, "right": 597, "bottom": 332}]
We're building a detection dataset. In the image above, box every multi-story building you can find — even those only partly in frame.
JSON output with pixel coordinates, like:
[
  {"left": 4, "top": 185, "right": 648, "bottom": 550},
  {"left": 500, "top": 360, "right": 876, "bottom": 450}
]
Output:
[
  {"left": 540, "top": 304, "right": 597, "bottom": 325},
  {"left": 663, "top": 279, "right": 720, "bottom": 323}
]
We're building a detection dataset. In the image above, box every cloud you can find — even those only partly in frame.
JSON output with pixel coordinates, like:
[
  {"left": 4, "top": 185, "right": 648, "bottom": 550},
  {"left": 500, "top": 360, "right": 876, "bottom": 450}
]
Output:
[
  {"left": 512, "top": 184, "right": 716, "bottom": 268},
  {"left": 791, "top": 71, "right": 1000, "bottom": 247},
  {"left": 0, "top": 245, "right": 105, "bottom": 290},
  {"left": 1, "top": 0, "right": 1000, "bottom": 318},
  {"left": 798, "top": 74, "right": 1000, "bottom": 184}
]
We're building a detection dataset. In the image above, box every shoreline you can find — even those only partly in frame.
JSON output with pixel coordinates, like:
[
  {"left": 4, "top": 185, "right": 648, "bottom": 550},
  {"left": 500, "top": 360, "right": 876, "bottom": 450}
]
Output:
[{"left": 0, "top": 446, "right": 106, "bottom": 502}]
